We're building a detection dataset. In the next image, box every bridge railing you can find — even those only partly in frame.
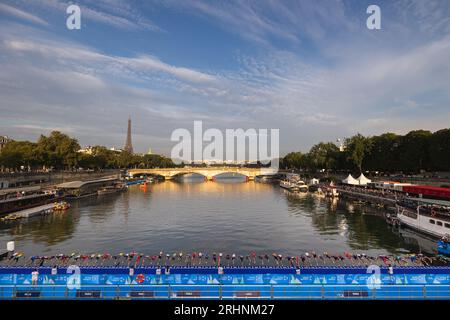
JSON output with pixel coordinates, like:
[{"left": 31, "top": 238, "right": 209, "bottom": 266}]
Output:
[{"left": 1, "top": 284, "right": 449, "bottom": 300}]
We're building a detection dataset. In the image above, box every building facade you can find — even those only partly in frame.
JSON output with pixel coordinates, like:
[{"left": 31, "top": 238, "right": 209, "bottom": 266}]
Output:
[
  {"left": 0, "top": 136, "right": 11, "bottom": 153},
  {"left": 78, "top": 146, "right": 94, "bottom": 155}
]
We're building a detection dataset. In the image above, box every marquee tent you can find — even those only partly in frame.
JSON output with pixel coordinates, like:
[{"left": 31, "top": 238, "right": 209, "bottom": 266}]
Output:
[
  {"left": 342, "top": 174, "right": 358, "bottom": 185},
  {"left": 356, "top": 173, "right": 372, "bottom": 186}
]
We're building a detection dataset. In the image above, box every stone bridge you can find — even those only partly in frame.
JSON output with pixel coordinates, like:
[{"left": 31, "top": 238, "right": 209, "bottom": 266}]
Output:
[{"left": 128, "top": 167, "right": 278, "bottom": 181}]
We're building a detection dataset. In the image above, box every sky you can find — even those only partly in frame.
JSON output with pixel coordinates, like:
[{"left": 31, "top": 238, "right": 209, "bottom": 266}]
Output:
[{"left": 0, "top": 0, "right": 449, "bottom": 156}]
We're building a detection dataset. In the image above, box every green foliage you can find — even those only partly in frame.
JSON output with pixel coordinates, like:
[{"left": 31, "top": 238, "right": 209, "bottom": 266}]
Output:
[
  {"left": 281, "top": 152, "right": 304, "bottom": 169},
  {"left": 0, "top": 131, "right": 175, "bottom": 170},
  {"left": 281, "top": 128, "right": 450, "bottom": 173},
  {"left": 364, "top": 133, "right": 400, "bottom": 171},
  {"left": 141, "top": 154, "right": 176, "bottom": 168},
  {"left": 0, "top": 140, "right": 38, "bottom": 170},
  {"left": 308, "top": 142, "right": 339, "bottom": 171},
  {"left": 428, "top": 129, "right": 450, "bottom": 171},
  {"left": 400, "top": 130, "right": 432, "bottom": 171},
  {"left": 1, "top": 128, "right": 449, "bottom": 172},
  {"left": 35, "top": 131, "right": 80, "bottom": 169},
  {"left": 345, "top": 133, "right": 372, "bottom": 173}
]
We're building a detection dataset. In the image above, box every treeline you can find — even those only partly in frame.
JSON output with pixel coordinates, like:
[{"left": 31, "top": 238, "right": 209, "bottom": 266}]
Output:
[
  {"left": 281, "top": 129, "right": 450, "bottom": 173},
  {"left": 0, "top": 131, "right": 175, "bottom": 171},
  {"left": 2, "top": 128, "right": 449, "bottom": 173}
]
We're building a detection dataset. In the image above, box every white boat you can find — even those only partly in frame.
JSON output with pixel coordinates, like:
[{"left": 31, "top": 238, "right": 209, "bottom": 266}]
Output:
[
  {"left": 280, "top": 179, "right": 309, "bottom": 192},
  {"left": 396, "top": 200, "right": 450, "bottom": 238},
  {"left": 295, "top": 180, "right": 309, "bottom": 193},
  {"left": 279, "top": 180, "right": 300, "bottom": 191}
]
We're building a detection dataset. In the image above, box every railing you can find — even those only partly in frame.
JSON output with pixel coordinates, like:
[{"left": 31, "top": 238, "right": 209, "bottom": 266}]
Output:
[{"left": 0, "top": 284, "right": 449, "bottom": 300}]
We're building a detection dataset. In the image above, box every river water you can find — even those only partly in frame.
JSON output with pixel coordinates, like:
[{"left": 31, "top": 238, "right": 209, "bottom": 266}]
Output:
[{"left": 0, "top": 176, "right": 436, "bottom": 256}]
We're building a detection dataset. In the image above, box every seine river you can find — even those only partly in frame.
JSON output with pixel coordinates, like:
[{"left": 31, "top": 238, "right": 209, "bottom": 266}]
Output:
[{"left": 0, "top": 176, "right": 436, "bottom": 256}]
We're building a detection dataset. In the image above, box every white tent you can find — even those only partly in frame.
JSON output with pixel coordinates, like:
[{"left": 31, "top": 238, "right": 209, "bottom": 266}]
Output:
[
  {"left": 342, "top": 174, "right": 358, "bottom": 185},
  {"left": 356, "top": 173, "right": 372, "bottom": 185}
]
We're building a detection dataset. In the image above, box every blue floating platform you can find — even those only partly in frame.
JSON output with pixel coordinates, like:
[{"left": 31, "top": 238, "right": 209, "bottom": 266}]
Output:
[{"left": 0, "top": 266, "right": 449, "bottom": 300}]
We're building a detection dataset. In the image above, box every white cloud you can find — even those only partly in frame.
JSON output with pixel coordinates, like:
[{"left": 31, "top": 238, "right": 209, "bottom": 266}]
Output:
[
  {"left": 6, "top": 0, "right": 162, "bottom": 32},
  {"left": 0, "top": 3, "right": 49, "bottom": 26},
  {"left": 3, "top": 39, "right": 216, "bottom": 83},
  {"left": 119, "top": 55, "right": 216, "bottom": 83}
]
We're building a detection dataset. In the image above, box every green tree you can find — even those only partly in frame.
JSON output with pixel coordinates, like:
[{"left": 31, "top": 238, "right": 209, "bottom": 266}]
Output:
[
  {"left": 429, "top": 129, "right": 450, "bottom": 171},
  {"left": 281, "top": 152, "right": 304, "bottom": 170},
  {"left": 142, "top": 154, "right": 167, "bottom": 168},
  {"left": 117, "top": 151, "right": 134, "bottom": 168},
  {"left": 364, "top": 133, "right": 400, "bottom": 172},
  {"left": 92, "top": 146, "right": 118, "bottom": 168},
  {"left": 307, "top": 142, "right": 339, "bottom": 171},
  {"left": 399, "top": 130, "right": 432, "bottom": 172},
  {"left": 345, "top": 133, "right": 372, "bottom": 173},
  {"left": 36, "top": 131, "right": 80, "bottom": 170},
  {"left": 0, "top": 141, "right": 38, "bottom": 170}
]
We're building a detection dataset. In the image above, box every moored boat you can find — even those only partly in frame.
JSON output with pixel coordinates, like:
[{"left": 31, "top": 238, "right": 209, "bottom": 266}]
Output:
[
  {"left": 0, "top": 192, "right": 57, "bottom": 216},
  {"left": 126, "top": 179, "right": 145, "bottom": 186},
  {"left": 280, "top": 174, "right": 309, "bottom": 193},
  {"left": 296, "top": 180, "right": 308, "bottom": 193},
  {"left": 396, "top": 199, "right": 450, "bottom": 238},
  {"left": 98, "top": 183, "right": 127, "bottom": 195},
  {"left": 53, "top": 201, "right": 70, "bottom": 211},
  {"left": 279, "top": 180, "right": 299, "bottom": 191}
]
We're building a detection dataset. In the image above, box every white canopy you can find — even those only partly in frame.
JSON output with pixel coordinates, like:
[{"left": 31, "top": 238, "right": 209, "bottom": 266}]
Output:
[
  {"left": 356, "top": 173, "right": 372, "bottom": 185},
  {"left": 342, "top": 174, "right": 358, "bottom": 185}
]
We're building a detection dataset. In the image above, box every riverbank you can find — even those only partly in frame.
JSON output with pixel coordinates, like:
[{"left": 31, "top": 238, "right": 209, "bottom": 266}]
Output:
[
  {"left": 336, "top": 187, "right": 396, "bottom": 210},
  {"left": 0, "top": 170, "right": 121, "bottom": 190}
]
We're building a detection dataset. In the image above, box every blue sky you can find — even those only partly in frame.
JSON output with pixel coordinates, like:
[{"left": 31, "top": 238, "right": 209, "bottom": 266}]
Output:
[{"left": 0, "top": 0, "right": 449, "bottom": 155}]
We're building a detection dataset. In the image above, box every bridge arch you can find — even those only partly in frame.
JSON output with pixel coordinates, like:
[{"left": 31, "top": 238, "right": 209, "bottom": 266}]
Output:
[
  {"left": 127, "top": 167, "right": 276, "bottom": 181},
  {"left": 170, "top": 172, "right": 208, "bottom": 180},
  {"left": 210, "top": 172, "right": 249, "bottom": 181},
  {"left": 129, "top": 172, "right": 165, "bottom": 179}
]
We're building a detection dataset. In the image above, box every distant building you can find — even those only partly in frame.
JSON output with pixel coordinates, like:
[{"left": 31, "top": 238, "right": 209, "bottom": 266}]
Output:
[
  {"left": 110, "top": 147, "right": 123, "bottom": 153},
  {"left": 79, "top": 146, "right": 125, "bottom": 155},
  {"left": 0, "top": 136, "right": 12, "bottom": 153},
  {"left": 134, "top": 148, "right": 154, "bottom": 157},
  {"left": 337, "top": 138, "right": 346, "bottom": 152},
  {"left": 78, "top": 146, "right": 94, "bottom": 155}
]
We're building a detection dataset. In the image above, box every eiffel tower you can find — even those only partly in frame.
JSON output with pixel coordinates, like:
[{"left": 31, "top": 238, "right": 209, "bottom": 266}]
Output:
[{"left": 124, "top": 117, "right": 133, "bottom": 154}]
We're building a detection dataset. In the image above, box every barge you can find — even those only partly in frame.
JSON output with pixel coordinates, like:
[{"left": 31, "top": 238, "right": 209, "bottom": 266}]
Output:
[{"left": 0, "top": 192, "right": 57, "bottom": 216}]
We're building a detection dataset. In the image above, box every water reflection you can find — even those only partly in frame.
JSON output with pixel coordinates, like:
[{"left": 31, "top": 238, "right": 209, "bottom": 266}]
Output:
[
  {"left": 0, "top": 180, "right": 437, "bottom": 256},
  {"left": 1, "top": 211, "right": 78, "bottom": 246}
]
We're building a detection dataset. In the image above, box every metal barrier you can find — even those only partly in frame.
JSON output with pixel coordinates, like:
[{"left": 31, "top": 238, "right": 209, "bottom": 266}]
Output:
[{"left": 1, "top": 284, "right": 449, "bottom": 300}]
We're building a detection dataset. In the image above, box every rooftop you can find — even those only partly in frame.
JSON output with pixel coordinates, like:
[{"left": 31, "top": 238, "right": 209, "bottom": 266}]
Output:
[{"left": 57, "top": 178, "right": 117, "bottom": 189}]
